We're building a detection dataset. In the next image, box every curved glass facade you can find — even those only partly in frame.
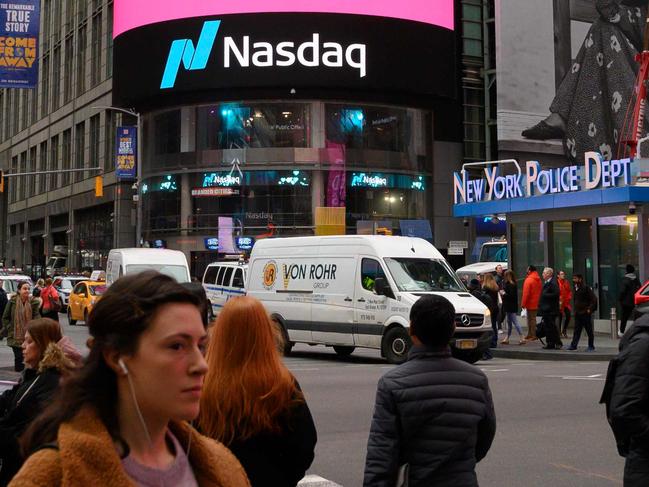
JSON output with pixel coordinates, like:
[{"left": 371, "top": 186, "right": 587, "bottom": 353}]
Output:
[{"left": 141, "top": 100, "right": 432, "bottom": 242}]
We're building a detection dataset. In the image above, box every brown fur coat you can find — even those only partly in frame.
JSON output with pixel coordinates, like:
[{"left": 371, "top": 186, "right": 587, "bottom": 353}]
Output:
[{"left": 8, "top": 407, "right": 250, "bottom": 487}]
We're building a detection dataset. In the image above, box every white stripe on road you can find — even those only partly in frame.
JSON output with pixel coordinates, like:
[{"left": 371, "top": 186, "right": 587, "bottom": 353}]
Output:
[
  {"left": 298, "top": 475, "right": 343, "bottom": 487},
  {"left": 545, "top": 374, "right": 604, "bottom": 381}
]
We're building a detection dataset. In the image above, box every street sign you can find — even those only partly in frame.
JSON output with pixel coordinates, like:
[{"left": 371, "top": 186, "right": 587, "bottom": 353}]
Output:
[
  {"left": 448, "top": 247, "right": 464, "bottom": 255},
  {"left": 449, "top": 240, "right": 468, "bottom": 249}
]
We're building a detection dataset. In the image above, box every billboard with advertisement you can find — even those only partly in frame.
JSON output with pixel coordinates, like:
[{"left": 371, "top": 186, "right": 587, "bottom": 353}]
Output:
[
  {"left": 113, "top": 2, "right": 456, "bottom": 108},
  {"left": 113, "top": 0, "right": 454, "bottom": 37},
  {"left": 115, "top": 126, "right": 137, "bottom": 179},
  {"left": 497, "top": 0, "right": 648, "bottom": 164},
  {"left": 0, "top": 0, "right": 40, "bottom": 88}
]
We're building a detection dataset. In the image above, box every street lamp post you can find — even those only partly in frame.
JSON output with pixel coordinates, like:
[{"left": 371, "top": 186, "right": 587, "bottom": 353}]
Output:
[{"left": 92, "top": 106, "right": 142, "bottom": 247}]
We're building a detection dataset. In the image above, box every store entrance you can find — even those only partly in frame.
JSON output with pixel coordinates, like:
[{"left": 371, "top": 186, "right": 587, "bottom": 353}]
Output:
[{"left": 550, "top": 220, "right": 594, "bottom": 286}]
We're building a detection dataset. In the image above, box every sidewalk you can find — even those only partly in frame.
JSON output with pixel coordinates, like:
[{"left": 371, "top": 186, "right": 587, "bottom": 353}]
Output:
[{"left": 490, "top": 326, "right": 620, "bottom": 361}]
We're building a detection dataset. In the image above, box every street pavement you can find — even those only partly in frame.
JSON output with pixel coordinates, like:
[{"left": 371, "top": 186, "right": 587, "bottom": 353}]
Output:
[{"left": 0, "top": 315, "right": 626, "bottom": 486}]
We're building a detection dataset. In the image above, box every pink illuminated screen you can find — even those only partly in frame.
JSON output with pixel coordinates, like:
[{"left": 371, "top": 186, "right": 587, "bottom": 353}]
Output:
[{"left": 113, "top": 0, "right": 454, "bottom": 38}]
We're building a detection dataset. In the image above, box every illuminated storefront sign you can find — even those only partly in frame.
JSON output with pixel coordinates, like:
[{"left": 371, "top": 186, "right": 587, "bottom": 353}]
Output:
[
  {"left": 192, "top": 187, "right": 240, "bottom": 197},
  {"left": 350, "top": 173, "right": 426, "bottom": 191},
  {"left": 453, "top": 152, "right": 633, "bottom": 204},
  {"left": 201, "top": 171, "right": 311, "bottom": 188},
  {"left": 204, "top": 237, "right": 219, "bottom": 250},
  {"left": 236, "top": 236, "right": 255, "bottom": 251}
]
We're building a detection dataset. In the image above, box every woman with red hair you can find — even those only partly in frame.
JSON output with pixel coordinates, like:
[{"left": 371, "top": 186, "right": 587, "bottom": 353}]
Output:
[{"left": 198, "top": 296, "right": 317, "bottom": 487}]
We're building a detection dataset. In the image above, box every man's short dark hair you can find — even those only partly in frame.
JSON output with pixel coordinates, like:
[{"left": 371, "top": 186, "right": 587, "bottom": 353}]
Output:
[
  {"left": 528, "top": 265, "right": 537, "bottom": 273},
  {"left": 626, "top": 264, "right": 636, "bottom": 274},
  {"left": 573, "top": 273, "right": 583, "bottom": 280},
  {"left": 410, "top": 295, "right": 456, "bottom": 347}
]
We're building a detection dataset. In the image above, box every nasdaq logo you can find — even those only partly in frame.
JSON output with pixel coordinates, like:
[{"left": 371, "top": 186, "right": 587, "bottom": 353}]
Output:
[{"left": 160, "top": 20, "right": 221, "bottom": 89}]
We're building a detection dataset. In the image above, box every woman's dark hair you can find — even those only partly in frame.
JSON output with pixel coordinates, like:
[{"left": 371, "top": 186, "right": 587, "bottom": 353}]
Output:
[
  {"left": 504, "top": 270, "right": 516, "bottom": 285},
  {"left": 16, "top": 280, "right": 30, "bottom": 292},
  {"left": 21, "top": 271, "right": 201, "bottom": 454},
  {"left": 26, "top": 318, "right": 62, "bottom": 362}
]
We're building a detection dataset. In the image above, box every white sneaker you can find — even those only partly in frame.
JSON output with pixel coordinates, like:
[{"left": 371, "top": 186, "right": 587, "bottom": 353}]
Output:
[
  {"left": 618, "top": 331, "right": 624, "bottom": 338},
  {"left": 498, "top": 330, "right": 504, "bottom": 334}
]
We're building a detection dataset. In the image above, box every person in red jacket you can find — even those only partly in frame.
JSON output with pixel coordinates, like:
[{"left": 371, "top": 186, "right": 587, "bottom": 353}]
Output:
[
  {"left": 522, "top": 265, "right": 542, "bottom": 341},
  {"left": 558, "top": 270, "right": 573, "bottom": 338}
]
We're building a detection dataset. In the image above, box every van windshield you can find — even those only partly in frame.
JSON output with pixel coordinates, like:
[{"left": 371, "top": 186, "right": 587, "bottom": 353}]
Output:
[
  {"left": 125, "top": 264, "right": 190, "bottom": 283},
  {"left": 384, "top": 258, "right": 465, "bottom": 292},
  {"left": 479, "top": 243, "right": 507, "bottom": 262}
]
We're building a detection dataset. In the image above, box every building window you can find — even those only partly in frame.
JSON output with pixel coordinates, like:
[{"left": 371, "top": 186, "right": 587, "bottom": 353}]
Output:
[
  {"left": 20, "top": 90, "right": 28, "bottom": 131},
  {"left": 325, "top": 104, "right": 410, "bottom": 152},
  {"left": 77, "top": 0, "right": 87, "bottom": 22},
  {"left": 52, "top": 44, "right": 61, "bottom": 110},
  {"left": 49, "top": 135, "right": 59, "bottom": 191},
  {"left": 74, "top": 121, "right": 85, "bottom": 182},
  {"left": 106, "top": 1, "right": 113, "bottom": 78},
  {"left": 154, "top": 110, "right": 181, "bottom": 154},
  {"left": 42, "top": 0, "right": 51, "bottom": 45},
  {"left": 29, "top": 89, "right": 37, "bottom": 125},
  {"left": 90, "top": 10, "right": 102, "bottom": 86},
  {"left": 10, "top": 156, "right": 17, "bottom": 203},
  {"left": 62, "top": 129, "right": 72, "bottom": 186},
  {"left": 41, "top": 54, "right": 50, "bottom": 118},
  {"left": 104, "top": 111, "right": 115, "bottom": 173},
  {"left": 63, "top": 34, "right": 74, "bottom": 103},
  {"left": 90, "top": 114, "right": 100, "bottom": 173},
  {"left": 17, "top": 151, "right": 27, "bottom": 201},
  {"left": 196, "top": 103, "right": 310, "bottom": 150},
  {"left": 76, "top": 24, "right": 87, "bottom": 96},
  {"left": 28, "top": 146, "right": 37, "bottom": 197},
  {"left": 38, "top": 141, "right": 48, "bottom": 194},
  {"left": 0, "top": 91, "right": 4, "bottom": 141}
]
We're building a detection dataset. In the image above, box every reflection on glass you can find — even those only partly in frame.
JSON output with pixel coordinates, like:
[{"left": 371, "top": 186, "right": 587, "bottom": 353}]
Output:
[
  {"left": 385, "top": 258, "right": 464, "bottom": 292},
  {"left": 597, "top": 215, "right": 639, "bottom": 319}
]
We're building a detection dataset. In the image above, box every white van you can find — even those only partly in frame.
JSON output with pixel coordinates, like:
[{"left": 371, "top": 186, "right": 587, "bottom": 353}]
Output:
[
  {"left": 106, "top": 248, "right": 191, "bottom": 286},
  {"left": 202, "top": 261, "right": 247, "bottom": 316},
  {"left": 247, "top": 235, "right": 492, "bottom": 364}
]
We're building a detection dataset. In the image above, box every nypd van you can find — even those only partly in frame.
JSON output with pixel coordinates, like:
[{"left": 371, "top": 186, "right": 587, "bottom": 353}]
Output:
[
  {"left": 202, "top": 261, "right": 247, "bottom": 316},
  {"left": 247, "top": 235, "right": 492, "bottom": 364}
]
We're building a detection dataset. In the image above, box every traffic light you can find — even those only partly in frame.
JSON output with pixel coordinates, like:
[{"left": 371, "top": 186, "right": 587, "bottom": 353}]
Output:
[
  {"left": 94, "top": 175, "right": 103, "bottom": 197},
  {"left": 0, "top": 169, "right": 4, "bottom": 193}
]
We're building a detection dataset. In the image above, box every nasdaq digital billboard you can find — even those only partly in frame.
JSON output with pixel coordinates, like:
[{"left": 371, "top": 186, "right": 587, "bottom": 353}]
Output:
[{"left": 113, "top": 1, "right": 456, "bottom": 108}]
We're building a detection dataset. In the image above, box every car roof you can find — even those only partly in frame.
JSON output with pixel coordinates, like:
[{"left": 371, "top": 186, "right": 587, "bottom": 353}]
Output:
[
  {"left": 206, "top": 262, "right": 248, "bottom": 268},
  {"left": 54, "top": 275, "right": 86, "bottom": 279},
  {"left": 74, "top": 280, "right": 106, "bottom": 287}
]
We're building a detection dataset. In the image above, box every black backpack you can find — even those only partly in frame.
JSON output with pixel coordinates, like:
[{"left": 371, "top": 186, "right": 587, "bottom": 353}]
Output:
[{"left": 471, "top": 289, "right": 494, "bottom": 311}]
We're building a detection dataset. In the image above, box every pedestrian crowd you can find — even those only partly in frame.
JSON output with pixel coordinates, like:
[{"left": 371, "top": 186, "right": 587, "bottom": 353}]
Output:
[{"left": 0, "top": 268, "right": 646, "bottom": 486}]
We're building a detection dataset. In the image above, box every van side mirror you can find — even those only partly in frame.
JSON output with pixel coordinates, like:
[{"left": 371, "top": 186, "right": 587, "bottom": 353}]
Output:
[{"left": 374, "top": 277, "right": 393, "bottom": 298}]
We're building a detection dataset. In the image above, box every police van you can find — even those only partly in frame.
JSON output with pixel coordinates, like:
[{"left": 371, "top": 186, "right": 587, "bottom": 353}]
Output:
[
  {"left": 247, "top": 235, "right": 491, "bottom": 364},
  {"left": 202, "top": 261, "right": 247, "bottom": 316}
]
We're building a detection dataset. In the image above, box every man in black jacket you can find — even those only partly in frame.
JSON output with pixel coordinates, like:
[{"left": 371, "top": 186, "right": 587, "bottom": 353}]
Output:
[
  {"left": 619, "top": 264, "right": 641, "bottom": 336},
  {"left": 539, "top": 267, "right": 562, "bottom": 350},
  {"left": 363, "top": 295, "right": 496, "bottom": 487},
  {"left": 610, "top": 313, "right": 649, "bottom": 487},
  {"left": 567, "top": 274, "right": 597, "bottom": 351}
]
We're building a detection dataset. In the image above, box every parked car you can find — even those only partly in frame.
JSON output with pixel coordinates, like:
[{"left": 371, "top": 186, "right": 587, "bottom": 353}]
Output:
[
  {"left": 0, "top": 275, "right": 34, "bottom": 299},
  {"left": 633, "top": 279, "right": 649, "bottom": 318},
  {"left": 67, "top": 280, "right": 107, "bottom": 325},
  {"left": 53, "top": 275, "right": 88, "bottom": 311},
  {"left": 202, "top": 261, "right": 247, "bottom": 318}
]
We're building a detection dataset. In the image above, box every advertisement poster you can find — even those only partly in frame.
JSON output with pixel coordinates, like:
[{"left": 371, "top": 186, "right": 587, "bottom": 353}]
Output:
[
  {"left": 325, "top": 141, "right": 346, "bottom": 207},
  {"left": 0, "top": 0, "right": 40, "bottom": 88},
  {"left": 115, "top": 126, "right": 137, "bottom": 179},
  {"left": 498, "top": 0, "right": 648, "bottom": 163}
]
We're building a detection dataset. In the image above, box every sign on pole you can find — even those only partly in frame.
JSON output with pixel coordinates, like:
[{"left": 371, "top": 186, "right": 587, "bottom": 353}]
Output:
[
  {"left": 448, "top": 247, "right": 464, "bottom": 256},
  {"left": 0, "top": 0, "right": 40, "bottom": 88},
  {"left": 449, "top": 240, "right": 469, "bottom": 249},
  {"left": 115, "top": 126, "right": 137, "bottom": 179}
]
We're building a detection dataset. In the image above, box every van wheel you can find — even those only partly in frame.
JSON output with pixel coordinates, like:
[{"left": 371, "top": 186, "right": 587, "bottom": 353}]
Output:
[
  {"left": 333, "top": 346, "right": 355, "bottom": 357},
  {"left": 382, "top": 327, "right": 411, "bottom": 364},
  {"left": 68, "top": 309, "right": 76, "bottom": 326},
  {"left": 273, "top": 319, "right": 293, "bottom": 356}
]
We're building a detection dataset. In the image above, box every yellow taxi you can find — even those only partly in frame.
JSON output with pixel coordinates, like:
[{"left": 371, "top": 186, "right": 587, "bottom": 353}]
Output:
[{"left": 67, "top": 280, "right": 107, "bottom": 325}]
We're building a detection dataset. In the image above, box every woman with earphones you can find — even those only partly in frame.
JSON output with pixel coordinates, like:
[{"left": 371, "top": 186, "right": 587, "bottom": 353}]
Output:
[
  {"left": 11, "top": 271, "right": 250, "bottom": 487},
  {"left": 198, "top": 296, "right": 317, "bottom": 487}
]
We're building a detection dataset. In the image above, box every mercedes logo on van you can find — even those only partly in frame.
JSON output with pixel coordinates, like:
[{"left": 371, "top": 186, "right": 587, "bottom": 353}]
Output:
[{"left": 461, "top": 314, "right": 472, "bottom": 327}]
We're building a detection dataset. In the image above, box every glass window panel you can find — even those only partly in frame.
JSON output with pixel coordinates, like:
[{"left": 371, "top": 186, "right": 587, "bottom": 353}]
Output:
[{"left": 597, "top": 216, "right": 639, "bottom": 319}]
